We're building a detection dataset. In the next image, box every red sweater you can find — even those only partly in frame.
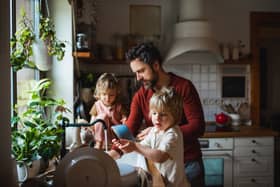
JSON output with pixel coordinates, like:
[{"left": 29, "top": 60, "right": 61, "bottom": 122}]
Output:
[{"left": 126, "top": 73, "right": 205, "bottom": 162}]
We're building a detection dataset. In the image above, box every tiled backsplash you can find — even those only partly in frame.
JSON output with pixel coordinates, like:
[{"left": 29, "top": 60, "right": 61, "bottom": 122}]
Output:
[{"left": 164, "top": 64, "right": 250, "bottom": 121}]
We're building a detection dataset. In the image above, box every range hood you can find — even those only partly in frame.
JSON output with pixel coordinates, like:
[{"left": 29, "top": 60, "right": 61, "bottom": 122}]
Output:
[{"left": 164, "top": 0, "right": 223, "bottom": 64}]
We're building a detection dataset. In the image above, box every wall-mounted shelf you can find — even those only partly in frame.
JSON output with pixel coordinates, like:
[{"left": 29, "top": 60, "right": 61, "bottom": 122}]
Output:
[
  {"left": 73, "top": 51, "right": 92, "bottom": 58},
  {"left": 222, "top": 56, "right": 252, "bottom": 65},
  {"left": 76, "top": 57, "right": 126, "bottom": 65}
]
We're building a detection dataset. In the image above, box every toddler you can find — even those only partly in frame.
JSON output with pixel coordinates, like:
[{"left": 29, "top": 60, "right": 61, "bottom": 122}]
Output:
[
  {"left": 83, "top": 73, "right": 128, "bottom": 149},
  {"left": 112, "top": 87, "right": 190, "bottom": 187}
]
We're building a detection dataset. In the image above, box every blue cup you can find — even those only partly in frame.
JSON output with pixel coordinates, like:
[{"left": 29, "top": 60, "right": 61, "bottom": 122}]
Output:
[{"left": 111, "top": 125, "right": 135, "bottom": 141}]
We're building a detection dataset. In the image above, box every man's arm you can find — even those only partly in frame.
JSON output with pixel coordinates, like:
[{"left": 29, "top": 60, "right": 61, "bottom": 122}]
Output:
[{"left": 125, "top": 92, "right": 144, "bottom": 135}]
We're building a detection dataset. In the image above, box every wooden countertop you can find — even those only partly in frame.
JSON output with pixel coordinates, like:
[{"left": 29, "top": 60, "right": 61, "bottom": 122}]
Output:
[{"left": 202, "top": 126, "right": 279, "bottom": 138}]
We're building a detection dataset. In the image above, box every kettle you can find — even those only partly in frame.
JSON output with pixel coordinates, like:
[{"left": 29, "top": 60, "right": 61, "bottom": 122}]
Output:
[{"left": 215, "top": 112, "right": 229, "bottom": 125}]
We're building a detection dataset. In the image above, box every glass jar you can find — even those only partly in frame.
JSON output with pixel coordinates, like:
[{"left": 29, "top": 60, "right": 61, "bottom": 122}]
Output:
[{"left": 76, "top": 33, "right": 89, "bottom": 51}]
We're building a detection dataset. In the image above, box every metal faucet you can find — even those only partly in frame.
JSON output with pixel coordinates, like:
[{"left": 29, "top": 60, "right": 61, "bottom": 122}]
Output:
[{"left": 60, "top": 118, "right": 107, "bottom": 158}]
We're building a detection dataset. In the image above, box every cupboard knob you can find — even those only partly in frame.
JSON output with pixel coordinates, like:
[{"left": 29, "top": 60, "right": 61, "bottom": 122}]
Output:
[
  {"left": 252, "top": 149, "right": 256, "bottom": 154},
  {"left": 214, "top": 143, "right": 221, "bottom": 148},
  {"left": 251, "top": 178, "right": 256, "bottom": 183},
  {"left": 251, "top": 158, "right": 256, "bottom": 162},
  {"left": 252, "top": 140, "right": 256, "bottom": 144}
]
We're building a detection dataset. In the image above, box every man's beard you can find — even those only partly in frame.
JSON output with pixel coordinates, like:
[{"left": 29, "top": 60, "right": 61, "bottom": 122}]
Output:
[{"left": 139, "top": 71, "right": 158, "bottom": 90}]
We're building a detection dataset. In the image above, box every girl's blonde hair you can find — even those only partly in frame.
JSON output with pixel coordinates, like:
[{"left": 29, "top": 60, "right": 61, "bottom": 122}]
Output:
[
  {"left": 94, "top": 73, "right": 120, "bottom": 100},
  {"left": 149, "top": 87, "right": 183, "bottom": 125}
]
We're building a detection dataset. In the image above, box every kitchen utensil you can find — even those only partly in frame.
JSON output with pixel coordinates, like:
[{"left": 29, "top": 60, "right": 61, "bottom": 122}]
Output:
[{"left": 220, "top": 104, "right": 236, "bottom": 114}]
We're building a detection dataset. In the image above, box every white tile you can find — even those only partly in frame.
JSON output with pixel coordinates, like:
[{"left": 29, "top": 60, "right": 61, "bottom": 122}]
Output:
[
  {"left": 209, "top": 73, "right": 217, "bottom": 81},
  {"left": 201, "top": 82, "right": 208, "bottom": 90},
  {"left": 208, "top": 90, "right": 217, "bottom": 97},
  {"left": 201, "top": 65, "right": 209, "bottom": 73},
  {"left": 200, "top": 90, "right": 208, "bottom": 98},
  {"left": 201, "top": 73, "right": 208, "bottom": 81},
  {"left": 209, "top": 65, "right": 217, "bottom": 73},
  {"left": 209, "top": 82, "right": 217, "bottom": 90},
  {"left": 192, "top": 73, "right": 200, "bottom": 81},
  {"left": 192, "top": 64, "right": 200, "bottom": 72}
]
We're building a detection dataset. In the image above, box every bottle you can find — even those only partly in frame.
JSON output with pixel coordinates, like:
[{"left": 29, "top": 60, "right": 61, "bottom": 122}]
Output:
[
  {"left": 232, "top": 46, "right": 239, "bottom": 60},
  {"left": 115, "top": 36, "right": 124, "bottom": 60},
  {"left": 222, "top": 44, "right": 230, "bottom": 60}
]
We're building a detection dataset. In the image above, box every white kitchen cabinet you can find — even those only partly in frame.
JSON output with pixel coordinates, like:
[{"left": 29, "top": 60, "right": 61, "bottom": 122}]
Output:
[
  {"left": 233, "top": 176, "right": 273, "bottom": 187},
  {"left": 233, "top": 137, "right": 274, "bottom": 187}
]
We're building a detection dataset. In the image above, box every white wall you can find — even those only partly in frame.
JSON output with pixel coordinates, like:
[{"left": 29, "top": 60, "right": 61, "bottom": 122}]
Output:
[
  {"left": 206, "top": 0, "right": 280, "bottom": 55},
  {"left": 49, "top": 0, "right": 74, "bottom": 122},
  {"left": 95, "top": 0, "right": 280, "bottom": 56},
  {"left": 0, "top": 1, "right": 17, "bottom": 186},
  {"left": 96, "top": 0, "right": 177, "bottom": 53}
]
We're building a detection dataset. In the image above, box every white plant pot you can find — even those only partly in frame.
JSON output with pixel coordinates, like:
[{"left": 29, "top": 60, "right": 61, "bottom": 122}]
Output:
[
  {"left": 16, "top": 159, "right": 42, "bottom": 182},
  {"left": 32, "top": 39, "right": 52, "bottom": 71}
]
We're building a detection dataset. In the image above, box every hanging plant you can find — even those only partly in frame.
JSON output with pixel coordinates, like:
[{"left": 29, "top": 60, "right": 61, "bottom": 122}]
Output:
[
  {"left": 39, "top": 16, "right": 65, "bottom": 61},
  {"left": 10, "top": 9, "right": 36, "bottom": 71},
  {"left": 10, "top": 8, "right": 66, "bottom": 72}
]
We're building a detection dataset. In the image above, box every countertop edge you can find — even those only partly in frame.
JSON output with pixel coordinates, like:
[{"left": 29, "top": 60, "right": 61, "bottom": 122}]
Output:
[{"left": 202, "top": 126, "right": 279, "bottom": 138}]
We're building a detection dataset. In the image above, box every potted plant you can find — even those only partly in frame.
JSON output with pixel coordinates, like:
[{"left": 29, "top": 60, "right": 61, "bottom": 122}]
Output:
[
  {"left": 10, "top": 8, "right": 66, "bottom": 72},
  {"left": 11, "top": 78, "right": 70, "bottom": 180}
]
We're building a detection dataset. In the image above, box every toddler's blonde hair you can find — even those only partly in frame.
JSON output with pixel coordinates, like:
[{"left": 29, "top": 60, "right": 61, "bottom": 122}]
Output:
[
  {"left": 94, "top": 73, "right": 120, "bottom": 100},
  {"left": 149, "top": 87, "right": 183, "bottom": 125}
]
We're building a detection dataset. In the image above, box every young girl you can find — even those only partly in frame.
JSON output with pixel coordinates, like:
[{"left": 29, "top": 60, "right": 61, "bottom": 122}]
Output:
[
  {"left": 83, "top": 73, "right": 128, "bottom": 149},
  {"left": 112, "top": 87, "right": 190, "bottom": 187}
]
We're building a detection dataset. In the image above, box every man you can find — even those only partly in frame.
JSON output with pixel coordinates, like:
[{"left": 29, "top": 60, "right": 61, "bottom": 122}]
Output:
[{"left": 112, "top": 42, "right": 205, "bottom": 186}]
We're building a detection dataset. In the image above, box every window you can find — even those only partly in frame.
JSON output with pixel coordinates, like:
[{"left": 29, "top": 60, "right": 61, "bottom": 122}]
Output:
[{"left": 12, "top": 0, "right": 39, "bottom": 114}]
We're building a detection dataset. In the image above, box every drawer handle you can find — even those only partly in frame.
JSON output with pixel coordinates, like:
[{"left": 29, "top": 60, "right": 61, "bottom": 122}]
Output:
[
  {"left": 251, "top": 149, "right": 256, "bottom": 154},
  {"left": 251, "top": 158, "right": 256, "bottom": 162},
  {"left": 252, "top": 140, "right": 256, "bottom": 144},
  {"left": 251, "top": 178, "right": 256, "bottom": 183}
]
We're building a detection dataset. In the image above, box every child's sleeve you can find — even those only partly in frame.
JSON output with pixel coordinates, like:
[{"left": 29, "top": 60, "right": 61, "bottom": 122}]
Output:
[{"left": 158, "top": 132, "right": 178, "bottom": 159}]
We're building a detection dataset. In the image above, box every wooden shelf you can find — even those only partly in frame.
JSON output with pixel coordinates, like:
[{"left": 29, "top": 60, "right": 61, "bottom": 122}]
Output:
[
  {"left": 223, "top": 56, "right": 252, "bottom": 64},
  {"left": 77, "top": 58, "right": 126, "bottom": 64},
  {"left": 73, "top": 51, "right": 92, "bottom": 58}
]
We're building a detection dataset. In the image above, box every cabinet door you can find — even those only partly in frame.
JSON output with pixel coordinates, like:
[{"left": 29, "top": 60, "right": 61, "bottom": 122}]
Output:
[
  {"left": 234, "top": 146, "right": 273, "bottom": 157},
  {"left": 234, "top": 156, "right": 273, "bottom": 177},
  {"left": 234, "top": 137, "right": 273, "bottom": 147},
  {"left": 234, "top": 177, "right": 273, "bottom": 187}
]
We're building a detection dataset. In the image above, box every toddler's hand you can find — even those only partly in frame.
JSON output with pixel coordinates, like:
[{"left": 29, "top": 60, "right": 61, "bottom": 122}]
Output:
[
  {"left": 77, "top": 118, "right": 88, "bottom": 124},
  {"left": 112, "top": 138, "right": 134, "bottom": 153}
]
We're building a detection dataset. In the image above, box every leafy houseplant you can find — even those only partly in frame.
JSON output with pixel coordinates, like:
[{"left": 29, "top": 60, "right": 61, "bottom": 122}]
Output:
[
  {"left": 79, "top": 72, "right": 96, "bottom": 89},
  {"left": 11, "top": 78, "right": 70, "bottom": 167},
  {"left": 10, "top": 9, "right": 66, "bottom": 72}
]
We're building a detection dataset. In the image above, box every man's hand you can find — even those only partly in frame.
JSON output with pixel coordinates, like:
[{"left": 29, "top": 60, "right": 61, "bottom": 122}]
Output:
[{"left": 136, "top": 127, "right": 152, "bottom": 141}]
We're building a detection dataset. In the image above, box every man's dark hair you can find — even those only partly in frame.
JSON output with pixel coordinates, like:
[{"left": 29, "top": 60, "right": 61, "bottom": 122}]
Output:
[{"left": 125, "top": 42, "right": 162, "bottom": 66}]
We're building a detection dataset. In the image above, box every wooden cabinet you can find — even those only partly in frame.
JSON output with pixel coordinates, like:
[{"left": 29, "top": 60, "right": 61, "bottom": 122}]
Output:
[{"left": 233, "top": 137, "right": 274, "bottom": 187}]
